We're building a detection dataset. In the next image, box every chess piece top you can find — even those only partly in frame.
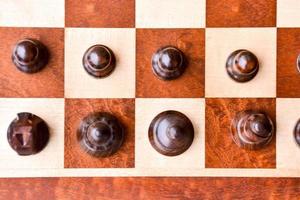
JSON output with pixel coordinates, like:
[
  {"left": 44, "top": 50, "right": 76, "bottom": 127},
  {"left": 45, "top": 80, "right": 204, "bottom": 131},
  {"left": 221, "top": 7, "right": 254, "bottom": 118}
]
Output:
[
  {"left": 297, "top": 54, "right": 300, "bottom": 74},
  {"left": 152, "top": 46, "right": 187, "bottom": 81},
  {"left": 226, "top": 49, "right": 259, "bottom": 83},
  {"left": 148, "top": 110, "right": 194, "bottom": 156},
  {"left": 77, "top": 112, "right": 124, "bottom": 157},
  {"left": 231, "top": 110, "right": 274, "bottom": 150},
  {"left": 7, "top": 112, "right": 50, "bottom": 156},
  {"left": 294, "top": 119, "right": 300, "bottom": 146},
  {"left": 12, "top": 38, "right": 49, "bottom": 73},
  {"left": 82, "top": 44, "right": 116, "bottom": 78}
]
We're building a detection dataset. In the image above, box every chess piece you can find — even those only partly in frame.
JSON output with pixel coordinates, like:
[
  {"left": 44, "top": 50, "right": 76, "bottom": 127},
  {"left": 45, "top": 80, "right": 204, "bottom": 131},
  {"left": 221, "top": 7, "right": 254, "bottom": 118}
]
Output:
[
  {"left": 297, "top": 54, "right": 300, "bottom": 73},
  {"left": 226, "top": 49, "right": 259, "bottom": 82},
  {"left": 77, "top": 112, "right": 124, "bottom": 157},
  {"left": 152, "top": 46, "right": 187, "bottom": 80},
  {"left": 7, "top": 112, "right": 49, "bottom": 156},
  {"left": 148, "top": 110, "right": 194, "bottom": 156},
  {"left": 294, "top": 119, "right": 300, "bottom": 146},
  {"left": 82, "top": 44, "right": 116, "bottom": 78},
  {"left": 12, "top": 38, "right": 49, "bottom": 73},
  {"left": 231, "top": 110, "right": 274, "bottom": 150}
]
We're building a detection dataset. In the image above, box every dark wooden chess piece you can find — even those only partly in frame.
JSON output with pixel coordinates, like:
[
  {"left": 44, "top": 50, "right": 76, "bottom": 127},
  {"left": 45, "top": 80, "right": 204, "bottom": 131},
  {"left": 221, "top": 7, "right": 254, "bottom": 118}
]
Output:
[
  {"left": 226, "top": 49, "right": 259, "bottom": 82},
  {"left": 77, "top": 112, "right": 124, "bottom": 157},
  {"left": 7, "top": 112, "right": 50, "bottom": 156},
  {"left": 231, "top": 110, "right": 274, "bottom": 150},
  {"left": 152, "top": 46, "right": 187, "bottom": 80},
  {"left": 297, "top": 54, "right": 300, "bottom": 73},
  {"left": 148, "top": 110, "right": 194, "bottom": 156},
  {"left": 294, "top": 119, "right": 300, "bottom": 146},
  {"left": 82, "top": 44, "right": 116, "bottom": 78},
  {"left": 12, "top": 38, "right": 49, "bottom": 73}
]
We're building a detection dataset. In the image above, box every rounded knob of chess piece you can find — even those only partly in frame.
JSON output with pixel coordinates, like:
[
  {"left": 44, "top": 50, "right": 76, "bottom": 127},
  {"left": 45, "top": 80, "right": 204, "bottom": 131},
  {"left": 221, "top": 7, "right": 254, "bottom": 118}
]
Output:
[
  {"left": 148, "top": 110, "right": 194, "bottom": 156},
  {"left": 77, "top": 112, "right": 124, "bottom": 157},
  {"left": 294, "top": 119, "right": 300, "bottom": 146},
  {"left": 12, "top": 38, "right": 49, "bottom": 73},
  {"left": 226, "top": 49, "right": 259, "bottom": 82},
  {"left": 231, "top": 110, "right": 274, "bottom": 150},
  {"left": 296, "top": 54, "right": 300, "bottom": 73},
  {"left": 152, "top": 46, "right": 187, "bottom": 80},
  {"left": 82, "top": 45, "right": 116, "bottom": 78},
  {"left": 7, "top": 112, "right": 50, "bottom": 156}
]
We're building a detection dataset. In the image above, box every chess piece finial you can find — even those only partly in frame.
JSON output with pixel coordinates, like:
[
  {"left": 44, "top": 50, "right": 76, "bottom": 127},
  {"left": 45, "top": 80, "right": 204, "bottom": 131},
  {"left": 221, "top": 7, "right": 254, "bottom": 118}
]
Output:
[
  {"left": 12, "top": 38, "right": 49, "bottom": 73},
  {"left": 148, "top": 110, "right": 194, "bottom": 156},
  {"left": 7, "top": 112, "right": 50, "bottom": 156},
  {"left": 77, "top": 112, "right": 124, "bottom": 157},
  {"left": 152, "top": 46, "right": 187, "bottom": 80},
  {"left": 226, "top": 49, "right": 259, "bottom": 82},
  {"left": 231, "top": 110, "right": 274, "bottom": 150},
  {"left": 82, "top": 45, "right": 116, "bottom": 78}
]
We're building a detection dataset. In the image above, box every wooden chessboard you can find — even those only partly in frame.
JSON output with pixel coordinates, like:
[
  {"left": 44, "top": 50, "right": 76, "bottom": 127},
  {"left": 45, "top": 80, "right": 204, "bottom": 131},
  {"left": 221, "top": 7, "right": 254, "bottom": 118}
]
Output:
[{"left": 0, "top": 0, "right": 299, "bottom": 180}]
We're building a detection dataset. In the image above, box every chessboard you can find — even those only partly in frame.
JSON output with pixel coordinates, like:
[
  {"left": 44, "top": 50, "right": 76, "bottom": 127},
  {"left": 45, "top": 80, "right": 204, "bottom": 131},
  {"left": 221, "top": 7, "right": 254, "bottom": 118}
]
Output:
[{"left": 0, "top": 0, "right": 299, "bottom": 178}]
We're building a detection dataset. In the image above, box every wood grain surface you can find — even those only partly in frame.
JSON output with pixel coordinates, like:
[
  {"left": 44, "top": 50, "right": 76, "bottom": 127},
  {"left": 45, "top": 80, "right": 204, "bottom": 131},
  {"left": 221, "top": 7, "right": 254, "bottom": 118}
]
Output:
[
  {"left": 0, "top": 177, "right": 299, "bottom": 200},
  {"left": 65, "top": 99, "right": 135, "bottom": 168},
  {"left": 136, "top": 29, "right": 205, "bottom": 98},
  {"left": 65, "top": 0, "right": 135, "bottom": 27},
  {"left": 205, "top": 98, "right": 276, "bottom": 168},
  {"left": 277, "top": 28, "right": 300, "bottom": 97},
  {"left": 0, "top": 28, "right": 64, "bottom": 97},
  {"left": 206, "top": 0, "right": 276, "bottom": 27}
]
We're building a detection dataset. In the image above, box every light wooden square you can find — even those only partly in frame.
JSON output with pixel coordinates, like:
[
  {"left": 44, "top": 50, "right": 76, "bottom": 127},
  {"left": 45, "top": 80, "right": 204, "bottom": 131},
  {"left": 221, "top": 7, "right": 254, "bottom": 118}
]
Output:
[
  {"left": 136, "top": 0, "right": 205, "bottom": 28},
  {"left": 276, "top": 98, "right": 300, "bottom": 169},
  {"left": 277, "top": 0, "right": 300, "bottom": 27},
  {"left": 135, "top": 98, "right": 205, "bottom": 173},
  {"left": 0, "top": 98, "right": 64, "bottom": 169},
  {"left": 0, "top": 0, "right": 64, "bottom": 27},
  {"left": 205, "top": 28, "right": 276, "bottom": 97},
  {"left": 65, "top": 28, "right": 136, "bottom": 98}
]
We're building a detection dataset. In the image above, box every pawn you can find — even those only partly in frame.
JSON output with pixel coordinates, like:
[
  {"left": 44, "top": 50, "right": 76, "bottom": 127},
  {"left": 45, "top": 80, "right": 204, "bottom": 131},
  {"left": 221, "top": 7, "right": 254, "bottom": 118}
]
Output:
[
  {"left": 231, "top": 110, "right": 274, "bottom": 150},
  {"left": 82, "top": 45, "right": 116, "bottom": 78},
  {"left": 7, "top": 112, "right": 50, "bottom": 156},
  {"left": 77, "top": 112, "right": 124, "bottom": 157},
  {"left": 226, "top": 49, "right": 259, "bottom": 82},
  {"left": 152, "top": 46, "right": 187, "bottom": 80},
  {"left": 148, "top": 110, "right": 194, "bottom": 156},
  {"left": 12, "top": 38, "right": 49, "bottom": 73},
  {"left": 294, "top": 119, "right": 300, "bottom": 146}
]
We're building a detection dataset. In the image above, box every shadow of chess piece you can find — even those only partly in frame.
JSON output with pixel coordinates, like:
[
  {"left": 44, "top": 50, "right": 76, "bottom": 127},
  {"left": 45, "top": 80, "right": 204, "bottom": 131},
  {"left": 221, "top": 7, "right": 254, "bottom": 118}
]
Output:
[
  {"left": 148, "top": 110, "right": 194, "bottom": 156},
  {"left": 7, "top": 112, "right": 50, "bottom": 156},
  {"left": 231, "top": 110, "right": 274, "bottom": 150},
  {"left": 226, "top": 49, "right": 259, "bottom": 82},
  {"left": 77, "top": 112, "right": 124, "bottom": 157}
]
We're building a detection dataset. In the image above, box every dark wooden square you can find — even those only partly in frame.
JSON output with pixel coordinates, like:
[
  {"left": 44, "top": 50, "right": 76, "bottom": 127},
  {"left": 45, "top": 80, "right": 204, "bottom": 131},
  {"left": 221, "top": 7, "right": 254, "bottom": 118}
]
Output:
[
  {"left": 64, "top": 98, "right": 135, "bottom": 168},
  {"left": 0, "top": 28, "right": 64, "bottom": 98},
  {"left": 65, "top": 0, "right": 135, "bottom": 28},
  {"left": 206, "top": 0, "right": 276, "bottom": 27},
  {"left": 136, "top": 29, "right": 205, "bottom": 98},
  {"left": 205, "top": 98, "right": 276, "bottom": 168},
  {"left": 277, "top": 28, "right": 300, "bottom": 98}
]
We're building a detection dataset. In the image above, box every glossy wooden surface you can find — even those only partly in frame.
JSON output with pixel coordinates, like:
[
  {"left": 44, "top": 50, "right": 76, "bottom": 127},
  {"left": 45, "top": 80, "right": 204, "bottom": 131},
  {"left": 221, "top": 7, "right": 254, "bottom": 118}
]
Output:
[
  {"left": 65, "top": 99, "right": 134, "bottom": 168},
  {"left": 277, "top": 28, "right": 300, "bottom": 97},
  {"left": 65, "top": 0, "right": 135, "bottom": 27},
  {"left": 206, "top": 0, "right": 276, "bottom": 27},
  {"left": 0, "top": 28, "right": 64, "bottom": 98},
  {"left": 136, "top": 29, "right": 204, "bottom": 98},
  {"left": 205, "top": 98, "right": 276, "bottom": 168},
  {"left": 0, "top": 177, "right": 299, "bottom": 200}
]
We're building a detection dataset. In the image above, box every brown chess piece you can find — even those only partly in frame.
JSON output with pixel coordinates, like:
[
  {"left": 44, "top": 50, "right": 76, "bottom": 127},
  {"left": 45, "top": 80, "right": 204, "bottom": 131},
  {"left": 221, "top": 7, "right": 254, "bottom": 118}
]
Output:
[
  {"left": 226, "top": 49, "right": 259, "bottom": 82},
  {"left": 7, "top": 112, "right": 50, "bottom": 156},
  {"left": 148, "top": 110, "right": 194, "bottom": 156},
  {"left": 152, "top": 46, "right": 187, "bottom": 80},
  {"left": 77, "top": 112, "right": 124, "bottom": 157},
  {"left": 12, "top": 38, "right": 49, "bottom": 73},
  {"left": 231, "top": 110, "right": 274, "bottom": 150}
]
